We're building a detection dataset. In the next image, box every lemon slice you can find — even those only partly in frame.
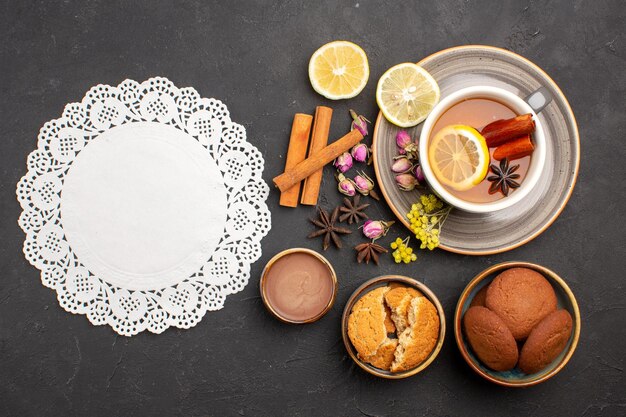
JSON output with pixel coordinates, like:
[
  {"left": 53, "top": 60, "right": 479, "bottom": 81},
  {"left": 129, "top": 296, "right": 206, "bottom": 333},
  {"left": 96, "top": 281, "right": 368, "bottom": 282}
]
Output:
[
  {"left": 428, "top": 125, "right": 490, "bottom": 191},
  {"left": 376, "top": 63, "right": 440, "bottom": 127},
  {"left": 308, "top": 41, "right": 369, "bottom": 100}
]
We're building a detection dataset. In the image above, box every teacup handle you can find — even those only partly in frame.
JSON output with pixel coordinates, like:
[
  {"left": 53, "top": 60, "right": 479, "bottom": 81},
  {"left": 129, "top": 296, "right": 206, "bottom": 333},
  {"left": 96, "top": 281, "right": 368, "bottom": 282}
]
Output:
[{"left": 524, "top": 87, "right": 553, "bottom": 114}]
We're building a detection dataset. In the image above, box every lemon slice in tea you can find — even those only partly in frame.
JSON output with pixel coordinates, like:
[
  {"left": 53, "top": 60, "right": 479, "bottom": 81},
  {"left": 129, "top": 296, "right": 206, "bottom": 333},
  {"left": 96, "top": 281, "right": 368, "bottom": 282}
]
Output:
[{"left": 429, "top": 125, "right": 490, "bottom": 191}]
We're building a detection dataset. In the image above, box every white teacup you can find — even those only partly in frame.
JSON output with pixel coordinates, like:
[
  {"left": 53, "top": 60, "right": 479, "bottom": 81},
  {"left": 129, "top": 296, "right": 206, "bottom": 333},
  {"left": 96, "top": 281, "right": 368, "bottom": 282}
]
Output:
[{"left": 418, "top": 86, "right": 549, "bottom": 213}]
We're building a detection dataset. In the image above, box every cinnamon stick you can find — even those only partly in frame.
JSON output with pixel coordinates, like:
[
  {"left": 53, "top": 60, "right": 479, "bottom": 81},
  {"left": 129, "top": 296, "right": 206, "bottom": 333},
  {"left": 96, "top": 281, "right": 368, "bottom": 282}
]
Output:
[
  {"left": 273, "top": 129, "right": 363, "bottom": 193},
  {"left": 279, "top": 113, "right": 312, "bottom": 207},
  {"left": 301, "top": 106, "right": 333, "bottom": 205},
  {"left": 493, "top": 134, "right": 534, "bottom": 161},
  {"left": 481, "top": 114, "right": 535, "bottom": 147}
]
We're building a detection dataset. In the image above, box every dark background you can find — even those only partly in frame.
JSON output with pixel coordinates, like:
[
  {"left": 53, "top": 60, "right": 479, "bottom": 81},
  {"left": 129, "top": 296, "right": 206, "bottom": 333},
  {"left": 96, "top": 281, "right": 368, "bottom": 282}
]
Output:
[{"left": 1, "top": 1, "right": 624, "bottom": 416}]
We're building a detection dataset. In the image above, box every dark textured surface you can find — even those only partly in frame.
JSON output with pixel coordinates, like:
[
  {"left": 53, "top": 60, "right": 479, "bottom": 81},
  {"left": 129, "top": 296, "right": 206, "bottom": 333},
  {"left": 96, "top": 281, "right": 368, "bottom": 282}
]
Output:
[{"left": 1, "top": 0, "right": 624, "bottom": 416}]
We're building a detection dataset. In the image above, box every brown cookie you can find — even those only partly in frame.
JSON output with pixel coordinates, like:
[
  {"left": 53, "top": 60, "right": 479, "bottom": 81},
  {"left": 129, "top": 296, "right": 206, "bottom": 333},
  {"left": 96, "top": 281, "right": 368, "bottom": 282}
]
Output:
[
  {"left": 519, "top": 309, "right": 573, "bottom": 374},
  {"left": 384, "top": 303, "right": 396, "bottom": 333},
  {"left": 384, "top": 286, "right": 423, "bottom": 334},
  {"left": 485, "top": 268, "right": 557, "bottom": 340},
  {"left": 470, "top": 284, "right": 489, "bottom": 308},
  {"left": 348, "top": 287, "right": 389, "bottom": 358},
  {"left": 391, "top": 296, "right": 440, "bottom": 372},
  {"left": 362, "top": 338, "right": 398, "bottom": 370},
  {"left": 463, "top": 306, "right": 518, "bottom": 371}
]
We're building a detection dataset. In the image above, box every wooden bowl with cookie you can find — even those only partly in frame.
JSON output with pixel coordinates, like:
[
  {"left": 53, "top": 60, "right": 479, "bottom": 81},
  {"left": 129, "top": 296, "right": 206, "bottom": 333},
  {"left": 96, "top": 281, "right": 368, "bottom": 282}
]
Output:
[
  {"left": 341, "top": 275, "right": 446, "bottom": 379},
  {"left": 454, "top": 261, "right": 581, "bottom": 387}
]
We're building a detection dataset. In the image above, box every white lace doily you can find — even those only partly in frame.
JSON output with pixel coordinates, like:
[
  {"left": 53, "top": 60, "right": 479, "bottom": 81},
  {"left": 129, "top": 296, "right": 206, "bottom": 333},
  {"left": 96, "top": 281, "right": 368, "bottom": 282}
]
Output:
[{"left": 16, "top": 77, "right": 271, "bottom": 336}]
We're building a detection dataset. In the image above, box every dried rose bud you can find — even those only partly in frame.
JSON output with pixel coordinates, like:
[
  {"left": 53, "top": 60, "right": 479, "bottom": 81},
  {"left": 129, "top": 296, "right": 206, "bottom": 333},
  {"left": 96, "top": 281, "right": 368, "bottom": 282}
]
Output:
[
  {"left": 337, "top": 173, "right": 356, "bottom": 196},
  {"left": 334, "top": 152, "right": 353, "bottom": 173},
  {"left": 396, "top": 173, "right": 418, "bottom": 191},
  {"left": 351, "top": 143, "right": 370, "bottom": 163},
  {"left": 414, "top": 165, "right": 425, "bottom": 183},
  {"left": 391, "top": 156, "right": 412, "bottom": 173},
  {"left": 396, "top": 130, "right": 412, "bottom": 153},
  {"left": 362, "top": 219, "right": 394, "bottom": 241},
  {"left": 350, "top": 109, "right": 370, "bottom": 137},
  {"left": 353, "top": 171, "right": 375, "bottom": 196}
]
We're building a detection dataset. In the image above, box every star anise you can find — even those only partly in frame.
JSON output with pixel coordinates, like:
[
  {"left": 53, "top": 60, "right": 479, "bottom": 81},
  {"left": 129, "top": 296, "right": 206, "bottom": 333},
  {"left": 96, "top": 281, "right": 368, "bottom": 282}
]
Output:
[
  {"left": 339, "top": 195, "right": 370, "bottom": 224},
  {"left": 354, "top": 242, "right": 388, "bottom": 265},
  {"left": 308, "top": 207, "right": 352, "bottom": 250},
  {"left": 487, "top": 158, "right": 521, "bottom": 196}
]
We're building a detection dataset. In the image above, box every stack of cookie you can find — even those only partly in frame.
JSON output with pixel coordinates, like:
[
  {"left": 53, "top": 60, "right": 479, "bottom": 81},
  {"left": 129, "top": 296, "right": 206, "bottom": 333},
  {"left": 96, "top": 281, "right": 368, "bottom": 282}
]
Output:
[
  {"left": 347, "top": 284, "right": 440, "bottom": 373},
  {"left": 463, "top": 267, "right": 573, "bottom": 374}
]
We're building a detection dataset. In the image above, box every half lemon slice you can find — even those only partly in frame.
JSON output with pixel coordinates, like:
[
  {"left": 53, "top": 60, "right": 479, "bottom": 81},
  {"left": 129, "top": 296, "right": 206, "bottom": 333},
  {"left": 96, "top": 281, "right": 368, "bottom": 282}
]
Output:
[
  {"left": 428, "top": 125, "right": 490, "bottom": 191},
  {"left": 308, "top": 41, "right": 369, "bottom": 100},
  {"left": 376, "top": 63, "right": 440, "bottom": 127}
]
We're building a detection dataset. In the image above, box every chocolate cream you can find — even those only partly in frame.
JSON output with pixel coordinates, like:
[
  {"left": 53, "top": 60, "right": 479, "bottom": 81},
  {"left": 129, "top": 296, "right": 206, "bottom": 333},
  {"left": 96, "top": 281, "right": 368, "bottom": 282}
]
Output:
[{"left": 263, "top": 252, "right": 334, "bottom": 322}]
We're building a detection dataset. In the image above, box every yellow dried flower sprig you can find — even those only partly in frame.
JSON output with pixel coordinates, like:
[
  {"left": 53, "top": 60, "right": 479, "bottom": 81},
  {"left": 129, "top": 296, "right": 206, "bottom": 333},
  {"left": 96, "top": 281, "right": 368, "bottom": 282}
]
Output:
[
  {"left": 406, "top": 194, "right": 451, "bottom": 250},
  {"left": 390, "top": 236, "right": 417, "bottom": 264}
]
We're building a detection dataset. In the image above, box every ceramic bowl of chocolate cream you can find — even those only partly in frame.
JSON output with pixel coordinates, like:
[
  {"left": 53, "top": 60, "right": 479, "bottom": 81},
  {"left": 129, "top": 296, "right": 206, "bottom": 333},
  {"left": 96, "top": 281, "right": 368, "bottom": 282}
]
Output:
[
  {"left": 341, "top": 275, "right": 446, "bottom": 379},
  {"left": 260, "top": 248, "right": 337, "bottom": 324},
  {"left": 455, "top": 261, "right": 581, "bottom": 387}
]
